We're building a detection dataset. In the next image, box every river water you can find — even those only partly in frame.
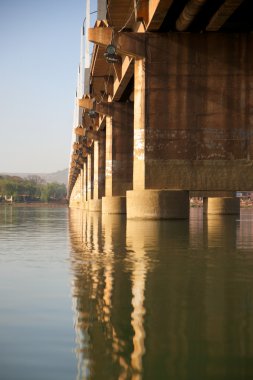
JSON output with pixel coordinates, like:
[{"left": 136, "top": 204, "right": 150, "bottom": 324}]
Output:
[{"left": 1, "top": 205, "right": 253, "bottom": 380}]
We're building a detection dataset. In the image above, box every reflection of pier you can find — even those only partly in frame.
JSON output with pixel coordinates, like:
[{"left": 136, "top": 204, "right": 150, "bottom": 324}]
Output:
[
  {"left": 69, "top": 209, "right": 253, "bottom": 379},
  {"left": 69, "top": 210, "right": 149, "bottom": 379},
  {"left": 237, "top": 209, "right": 253, "bottom": 251},
  {"left": 126, "top": 221, "right": 154, "bottom": 378}
]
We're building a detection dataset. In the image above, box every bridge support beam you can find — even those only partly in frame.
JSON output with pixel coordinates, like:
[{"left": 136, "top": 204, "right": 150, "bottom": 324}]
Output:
[
  {"left": 126, "top": 58, "right": 189, "bottom": 219},
  {"left": 103, "top": 195, "right": 126, "bottom": 214},
  {"left": 88, "top": 134, "right": 105, "bottom": 212},
  {"left": 80, "top": 165, "right": 88, "bottom": 209},
  {"left": 203, "top": 197, "right": 240, "bottom": 215},
  {"left": 69, "top": 171, "right": 83, "bottom": 208},
  {"left": 127, "top": 190, "right": 189, "bottom": 219},
  {"left": 102, "top": 113, "right": 133, "bottom": 214},
  {"left": 87, "top": 147, "right": 94, "bottom": 205}
]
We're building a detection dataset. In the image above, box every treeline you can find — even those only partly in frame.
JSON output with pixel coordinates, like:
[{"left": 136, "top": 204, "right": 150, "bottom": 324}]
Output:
[{"left": 0, "top": 175, "right": 66, "bottom": 203}]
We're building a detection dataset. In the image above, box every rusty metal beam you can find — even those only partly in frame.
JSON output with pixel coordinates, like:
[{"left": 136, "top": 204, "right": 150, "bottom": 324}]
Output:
[
  {"left": 88, "top": 27, "right": 146, "bottom": 58},
  {"left": 176, "top": 0, "right": 208, "bottom": 32},
  {"left": 206, "top": 0, "right": 244, "bottom": 31}
]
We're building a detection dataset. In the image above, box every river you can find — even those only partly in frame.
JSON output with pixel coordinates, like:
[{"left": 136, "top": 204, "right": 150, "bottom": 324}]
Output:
[{"left": 1, "top": 205, "right": 253, "bottom": 379}]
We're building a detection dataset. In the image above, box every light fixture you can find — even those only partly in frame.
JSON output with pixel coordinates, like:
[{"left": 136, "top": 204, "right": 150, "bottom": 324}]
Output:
[
  {"left": 104, "top": 44, "right": 119, "bottom": 63},
  {"left": 88, "top": 110, "right": 97, "bottom": 118}
]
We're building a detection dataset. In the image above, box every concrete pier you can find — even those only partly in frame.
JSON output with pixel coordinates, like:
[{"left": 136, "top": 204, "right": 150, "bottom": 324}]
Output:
[
  {"left": 127, "top": 190, "right": 189, "bottom": 219},
  {"left": 88, "top": 134, "right": 105, "bottom": 212},
  {"left": 204, "top": 197, "right": 240, "bottom": 215},
  {"left": 102, "top": 195, "right": 126, "bottom": 214}
]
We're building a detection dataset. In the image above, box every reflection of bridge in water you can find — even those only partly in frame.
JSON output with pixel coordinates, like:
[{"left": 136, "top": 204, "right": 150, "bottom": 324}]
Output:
[
  {"left": 68, "top": 0, "right": 253, "bottom": 219},
  {"left": 69, "top": 208, "right": 253, "bottom": 379}
]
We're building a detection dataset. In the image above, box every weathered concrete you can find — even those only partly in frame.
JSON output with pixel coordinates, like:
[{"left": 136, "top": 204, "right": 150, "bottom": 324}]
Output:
[
  {"left": 105, "top": 116, "right": 113, "bottom": 197},
  {"left": 82, "top": 164, "right": 87, "bottom": 203},
  {"left": 81, "top": 201, "right": 88, "bottom": 210},
  {"left": 69, "top": 171, "right": 83, "bottom": 208},
  {"left": 88, "top": 199, "right": 102, "bottom": 212},
  {"left": 203, "top": 197, "right": 240, "bottom": 215},
  {"left": 93, "top": 141, "right": 99, "bottom": 200},
  {"left": 91, "top": 134, "right": 105, "bottom": 212},
  {"left": 102, "top": 105, "right": 133, "bottom": 214},
  {"left": 105, "top": 113, "right": 133, "bottom": 197},
  {"left": 87, "top": 147, "right": 94, "bottom": 201},
  {"left": 102, "top": 195, "right": 126, "bottom": 214},
  {"left": 133, "top": 33, "right": 253, "bottom": 192},
  {"left": 133, "top": 59, "right": 145, "bottom": 191},
  {"left": 127, "top": 190, "right": 189, "bottom": 219}
]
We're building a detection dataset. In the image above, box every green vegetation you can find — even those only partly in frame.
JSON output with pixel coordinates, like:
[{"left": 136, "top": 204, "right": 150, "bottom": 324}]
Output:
[{"left": 0, "top": 175, "right": 66, "bottom": 203}]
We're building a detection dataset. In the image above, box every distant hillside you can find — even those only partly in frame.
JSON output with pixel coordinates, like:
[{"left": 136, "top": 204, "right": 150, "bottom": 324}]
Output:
[
  {"left": 0, "top": 169, "right": 68, "bottom": 185},
  {"left": 39, "top": 169, "right": 68, "bottom": 185}
]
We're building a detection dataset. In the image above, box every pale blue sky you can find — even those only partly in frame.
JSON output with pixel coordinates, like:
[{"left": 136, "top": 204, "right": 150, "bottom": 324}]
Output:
[{"left": 0, "top": 0, "right": 97, "bottom": 173}]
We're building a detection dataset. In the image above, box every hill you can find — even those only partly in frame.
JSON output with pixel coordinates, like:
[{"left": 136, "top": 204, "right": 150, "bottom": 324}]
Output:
[
  {"left": 0, "top": 169, "right": 68, "bottom": 185},
  {"left": 39, "top": 169, "right": 68, "bottom": 185}
]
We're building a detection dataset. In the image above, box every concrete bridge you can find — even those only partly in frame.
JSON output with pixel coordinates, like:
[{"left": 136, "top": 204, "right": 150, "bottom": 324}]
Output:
[{"left": 68, "top": 0, "right": 253, "bottom": 218}]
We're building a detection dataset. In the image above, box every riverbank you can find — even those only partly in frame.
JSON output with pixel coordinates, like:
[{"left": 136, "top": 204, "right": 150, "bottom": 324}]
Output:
[{"left": 0, "top": 201, "right": 68, "bottom": 207}]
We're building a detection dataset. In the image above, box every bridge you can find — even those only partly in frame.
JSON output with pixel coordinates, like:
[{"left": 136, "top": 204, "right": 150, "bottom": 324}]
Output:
[{"left": 68, "top": 0, "right": 253, "bottom": 219}]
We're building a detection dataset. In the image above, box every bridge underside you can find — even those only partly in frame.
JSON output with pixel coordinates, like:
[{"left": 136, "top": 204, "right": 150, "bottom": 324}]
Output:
[{"left": 68, "top": 0, "right": 253, "bottom": 218}]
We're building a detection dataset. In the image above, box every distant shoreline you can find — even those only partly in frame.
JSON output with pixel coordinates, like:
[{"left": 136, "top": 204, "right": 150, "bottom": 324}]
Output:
[{"left": 0, "top": 201, "right": 68, "bottom": 208}]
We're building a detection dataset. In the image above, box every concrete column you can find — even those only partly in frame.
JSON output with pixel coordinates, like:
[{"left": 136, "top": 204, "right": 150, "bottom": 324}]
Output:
[
  {"left": 93, "top": 140, "right": 101, "bottom": 211},
  {"left": 133, "top": 59, "right": 145, "bottom": 191},
  {"left": 87, "top": 147, "right": 94, "bottom": 203},
  {"left": 105, "top": 116, "right": 113, "bottom": 197},
  {"left": 69, "top": 172, "right": 82, "bottom": 209},
  {"left": 82, "top": 161, "right": 88, "bottom": 209},
  {"left": 102, "top": 111, "right": 133, "bottom": 214},
  {"left": 89, "top": 135, "right": 105, "bottom": 212},
  {"left": 103, "top": 116, "right": 124, "bottom": 213},
  {"left": 127, "top": 59, "right": 189, "bottom": 219},
  {"left": 80, "top": 168, "right": 84, "bottom": 202},
  {"left": 97, "top": 0, "right": 107, "bottom": 20},
  {"left": 98, "top": 131, "right": 106, "bottom": 199},
  {"left": 79, "top": 168, "right": 86, "bottom": 209},
  {"left": 93, "top": 141, "right": 99, "bottom": 200},
  {"left": 203, "top": 197, "right": 240, "bottom": 215}
]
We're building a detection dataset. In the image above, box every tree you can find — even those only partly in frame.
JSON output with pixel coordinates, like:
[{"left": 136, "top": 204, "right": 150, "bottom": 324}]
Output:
[{"left": 0, "top": 175, "right": 66, "bottom": 203}]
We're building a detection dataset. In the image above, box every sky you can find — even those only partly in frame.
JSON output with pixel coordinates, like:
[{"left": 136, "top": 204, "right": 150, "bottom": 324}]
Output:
[{"left": 0, "top": 0, "right": 97, "bottom": 173}]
